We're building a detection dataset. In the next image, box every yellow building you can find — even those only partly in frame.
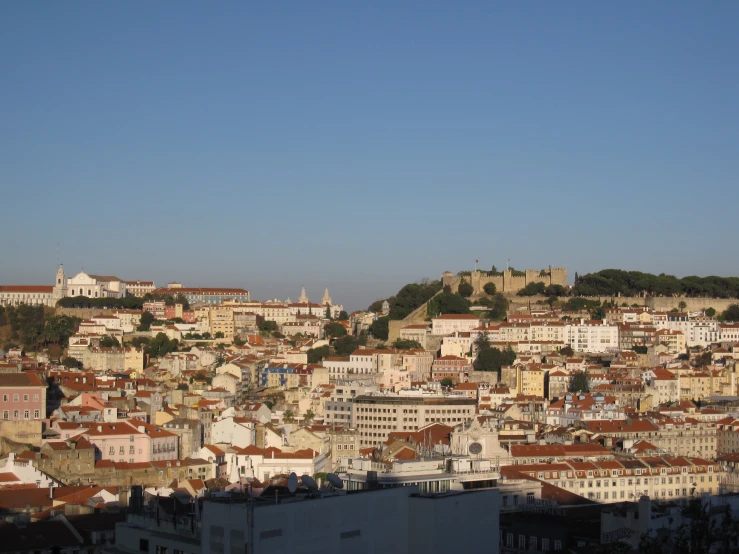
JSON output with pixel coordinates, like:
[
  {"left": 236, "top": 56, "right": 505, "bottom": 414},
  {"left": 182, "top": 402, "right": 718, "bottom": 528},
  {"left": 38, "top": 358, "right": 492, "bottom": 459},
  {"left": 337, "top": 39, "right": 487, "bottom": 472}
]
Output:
[
  {"left": 208, "top": 306, "right": 235, "bottom": 339},
  {"left": 656, "top": 329, "right": 685, "bottom": 353},
  {"left": 680, "top": 371, "right": 711, "bottom": 401},
  {"left": 518, "top": 366, "right": 546, "bottom": 397}
]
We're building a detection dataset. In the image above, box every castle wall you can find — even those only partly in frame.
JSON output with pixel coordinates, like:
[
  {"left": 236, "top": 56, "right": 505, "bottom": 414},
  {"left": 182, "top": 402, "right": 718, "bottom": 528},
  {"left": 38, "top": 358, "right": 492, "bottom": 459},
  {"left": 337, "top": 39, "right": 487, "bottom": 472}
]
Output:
[{"left": 441, "top": 266, "right": 567, "bottom": 296}]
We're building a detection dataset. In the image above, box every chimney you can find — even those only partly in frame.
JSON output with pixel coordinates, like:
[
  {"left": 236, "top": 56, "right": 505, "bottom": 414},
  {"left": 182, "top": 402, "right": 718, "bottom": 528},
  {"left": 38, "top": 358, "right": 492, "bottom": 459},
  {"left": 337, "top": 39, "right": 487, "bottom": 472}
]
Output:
[{"left": 50, "top": 483, "right": 54, "bottom": 498}]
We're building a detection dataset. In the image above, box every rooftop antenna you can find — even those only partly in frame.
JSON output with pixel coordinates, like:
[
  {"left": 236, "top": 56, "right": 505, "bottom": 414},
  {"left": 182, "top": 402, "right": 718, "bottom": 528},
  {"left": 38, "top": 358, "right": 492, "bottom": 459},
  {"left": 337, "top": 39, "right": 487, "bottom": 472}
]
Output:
[{"left": 506, "top": 258, "right": 510, "bottom": 271}]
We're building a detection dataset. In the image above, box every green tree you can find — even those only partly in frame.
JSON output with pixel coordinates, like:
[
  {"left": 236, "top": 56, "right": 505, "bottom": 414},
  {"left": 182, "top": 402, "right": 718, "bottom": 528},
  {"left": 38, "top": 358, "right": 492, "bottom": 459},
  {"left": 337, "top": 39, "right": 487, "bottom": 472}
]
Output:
[
  {"left": 62, "top": 356, "right": 83, "bottom": 369},
  {"left": 303, "top": 409, "right": 315, "bottom": 424},
  {"left": 42, "top": 315, "right": 81, "bottom": 347},
  {"left": 474, "top": 347, "right": 516, "bottom": 375},
  {"left": 559, "top": 345, "right": 574, "bottom": 357},
  {"left": 258, "top": 318, "right": 278, "bottom": 333},
  {"left": 324, "top": 322, "right": 348, "bottom": 338},
  {"left": 99, "top": 335, "right": 120, "bottom": 348},
  {"left": 369, "top": 316, "right": 390, "bottom": 341},
  {"left": 215, "top": 331, "right": 225, "bottom": 339},
  {"left": 283, "top": 408, "right": 295, "bottom": 424},
  {"left": 174, "top": 294, "right": 190, "bottom": 310},
  {"left": 487, "top": 293, "right": 509, "bottom": 320},
  {"left": 441, "top": 377, "right": 455, "bottom": 387},
  {"left": 130, "top": 336, "right": 150, "bottom": 348},
  {"left": 427, "top": 292, "right": 470, "bottom": 317},
  {"left": 46, "top": 343, "right": 63, "bottom": 361},
  {"left": 721, "top": 304, "right": 739, "bottom": 322},
  {"left": 569, "top": 370, "right": 590, "bottom": 393},
  {"left": 678, "top": 301, "right": 688, "bottom": 311},
  {"left": 705, "top": 307, "right": 716, "bottom": 318},
  {"left": 234, "top": 336, "right": 246, "bottom": 346},
  {"left": 334, "top": 336, "right": 360, "bottom": 356},
  {"left": 307, "top": 345, "right": 330, "bottom": 364},
  {"left": 146, "top": 332, "right": 178, "bottom": 359},
  {"left": 138, "top": 311, "right": 155, "bottom": 331},
  {"left": 695, "top": 351, "right": 713, "bottom": 367},
  {"left": 517, "top": 282, "right": 546, "bottom": 296},
  {"left": 543, "top": 284, "right": 567, "bottom": 297},
  {"left": 458, "top": 280, "right": 473, "bottom": 298},
  {"left": 483, "top": 282, "right": 497, "bottom": 296},
  {"left": 392, "top": 339, "right": 422, "bottom": 349},
  {"left": 338, "top": 310, "right": 349, "bottom": 320}
]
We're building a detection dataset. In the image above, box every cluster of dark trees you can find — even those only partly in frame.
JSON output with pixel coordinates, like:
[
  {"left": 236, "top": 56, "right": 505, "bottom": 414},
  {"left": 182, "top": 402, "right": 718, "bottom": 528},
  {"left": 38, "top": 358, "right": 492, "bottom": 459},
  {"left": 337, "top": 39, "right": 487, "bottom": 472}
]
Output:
[
  {"left": 368, "top": 280, "right": 443, "bottom": 320},
  {"left": 427, "top": 289, "right": 470, "bottom": 317},
  {"left": 306, "top": 333, "right": 369, "bottom": 362},
  {"left": 0, "top": 305, "right": 81, "bottom": 351},
  {"left": 517, "top": 282, "right": 568, "bottom": 297},
  {"left": 472, "top": 335, "right": 516, "bottom": 376},
  {"left": 572, "top": 269, "right": 739, "bottom": 298}
]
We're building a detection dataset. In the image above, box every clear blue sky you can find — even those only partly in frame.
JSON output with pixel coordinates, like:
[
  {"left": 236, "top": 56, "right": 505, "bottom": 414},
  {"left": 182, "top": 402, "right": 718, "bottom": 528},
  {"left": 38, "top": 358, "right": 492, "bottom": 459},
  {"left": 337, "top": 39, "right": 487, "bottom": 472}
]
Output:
[{"left": 2, "top": 1, "right": 738, "bottom": 311}]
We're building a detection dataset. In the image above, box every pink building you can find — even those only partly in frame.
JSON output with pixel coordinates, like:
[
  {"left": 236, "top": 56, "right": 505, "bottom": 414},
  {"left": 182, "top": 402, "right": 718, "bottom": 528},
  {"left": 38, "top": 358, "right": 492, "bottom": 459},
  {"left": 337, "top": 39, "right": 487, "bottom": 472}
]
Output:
[
  {"left": 431, "top": 355, "right": 471, "bottom": 384},
  {"left": 0, "top": 372, "right": 47, "bottom": 421},
  {"left": 77, "top": 419, "right": 178, "bottom": 463}
]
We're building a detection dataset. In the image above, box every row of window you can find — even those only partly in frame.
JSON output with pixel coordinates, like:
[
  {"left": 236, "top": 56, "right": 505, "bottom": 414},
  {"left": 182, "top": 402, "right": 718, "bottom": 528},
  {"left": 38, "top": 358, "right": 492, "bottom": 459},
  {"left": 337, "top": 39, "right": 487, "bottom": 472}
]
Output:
[
  {"left": 2, "top": 393, "right": 40, "bottom": 402},
  {"left": 504, "top": 534, "right": 562, "bottom": 551},
  {"left": 3, "top": 410, "right": 40, "bottom": 419}
]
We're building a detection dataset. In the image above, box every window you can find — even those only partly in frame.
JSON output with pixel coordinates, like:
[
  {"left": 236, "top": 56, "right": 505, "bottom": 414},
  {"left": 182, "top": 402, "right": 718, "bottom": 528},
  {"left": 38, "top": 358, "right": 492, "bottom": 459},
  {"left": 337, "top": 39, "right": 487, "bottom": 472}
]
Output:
[
  {"left": 24, "top": 410, "right": 29, "bottom": 419},
  {"left": 554, "top": 540, "right": 563, "bottom": 551},
  {"left": 543, "top": 538, "right": 550, "bottom": 551},
  {"left": 139, "top": 539, "right": 149, "bottom": 552},
  {"left": 13, "top": 395, "right": 18, "bottom": 402},
  {"left": 2, "top": 411, "right": 7, "bottom": 420},
  {"left": 530, "top": 537, "right": 538, "bottom": 550},
  {"left": 506, "top": 534, "right": 513, "bottom": 547},
  {"left": 109, "top": 447, "right": 115, "bottom": 455},
  {"left": 519, "top": 535, "right": 526, "bottom": 549},
  {"left": 2, "top": 395, "right": 6, "bottom": 402},
  {"left": 155, "top": 547, "right": 168, "bottom": 554},
  {"left": 34, "top": 410, "right": 40, "bottom": 419},
  {"left": 23, "top": 394, "right": 28, "bottom": 401}
]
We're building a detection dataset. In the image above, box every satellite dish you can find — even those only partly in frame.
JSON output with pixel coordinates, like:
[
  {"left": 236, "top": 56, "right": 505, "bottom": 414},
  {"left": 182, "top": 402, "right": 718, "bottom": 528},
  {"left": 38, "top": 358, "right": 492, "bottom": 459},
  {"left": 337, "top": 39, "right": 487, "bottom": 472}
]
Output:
[
  {"left": 287, "top": 473, "right": 298, "bottom": 493},
  {"left": 468, "top": 442, "right": 483, "bottom": 455},
  {"left": 301, "top": 475, "right": 318, "bottom": 491},
  {"left": 327, "top": 473, "right": 344, "bottom": 489}
]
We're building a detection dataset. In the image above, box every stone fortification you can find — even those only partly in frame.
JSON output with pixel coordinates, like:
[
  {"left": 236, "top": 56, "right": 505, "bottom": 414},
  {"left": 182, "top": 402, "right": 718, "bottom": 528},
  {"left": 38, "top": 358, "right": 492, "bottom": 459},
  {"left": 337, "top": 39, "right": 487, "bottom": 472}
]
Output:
[{"left": 442, "top": 266, "right": 567, "bottom": 295}]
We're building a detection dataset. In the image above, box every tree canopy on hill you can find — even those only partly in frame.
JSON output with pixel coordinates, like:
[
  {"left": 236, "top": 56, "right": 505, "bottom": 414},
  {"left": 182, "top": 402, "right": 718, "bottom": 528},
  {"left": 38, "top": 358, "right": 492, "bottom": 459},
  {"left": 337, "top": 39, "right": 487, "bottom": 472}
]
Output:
[
  {"left": 368, "top": 280, "right": 442, "bottom": 320},
  {"left": 57, "top": 296, "right": 146, "bottom": 309},
  {"left": 572, "top": 269, "right": 739, "bottom": 298},
  {"left": 427, "top": 291, "right": 470, "bottom": 317}
]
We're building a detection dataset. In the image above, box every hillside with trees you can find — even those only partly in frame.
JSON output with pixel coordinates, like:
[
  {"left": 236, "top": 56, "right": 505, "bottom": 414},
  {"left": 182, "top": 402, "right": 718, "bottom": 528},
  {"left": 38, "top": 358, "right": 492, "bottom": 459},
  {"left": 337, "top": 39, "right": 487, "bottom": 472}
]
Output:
[
  {"left": 571, "top": 270, "right": 739, "bottom": 298},
  {"left": 368, "top": 279, "right": 442, "bottom": 320}
]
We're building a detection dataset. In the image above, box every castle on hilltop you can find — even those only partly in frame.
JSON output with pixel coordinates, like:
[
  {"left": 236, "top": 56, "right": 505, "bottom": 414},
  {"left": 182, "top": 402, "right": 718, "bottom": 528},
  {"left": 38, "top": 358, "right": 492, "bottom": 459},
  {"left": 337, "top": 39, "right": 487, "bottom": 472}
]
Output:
[{"left": 442, "top": 266, "right": 567, "bottom": 295}]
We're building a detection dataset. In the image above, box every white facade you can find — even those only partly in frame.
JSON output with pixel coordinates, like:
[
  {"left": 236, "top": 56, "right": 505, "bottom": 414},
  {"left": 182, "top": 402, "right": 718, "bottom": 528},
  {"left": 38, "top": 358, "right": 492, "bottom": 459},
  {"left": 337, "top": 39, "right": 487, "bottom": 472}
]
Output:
[
  {"left": 431, "top": 315, "right": 482, "bottom": 336},
  {"left": 565, "top": 320, "right": 620, "bottom": 353},
  {"left": 211, "top": 417, "right": 256, "bottom": 449},
  {"left": 67, "top": 271, "right": 127, "bottom": 298}
]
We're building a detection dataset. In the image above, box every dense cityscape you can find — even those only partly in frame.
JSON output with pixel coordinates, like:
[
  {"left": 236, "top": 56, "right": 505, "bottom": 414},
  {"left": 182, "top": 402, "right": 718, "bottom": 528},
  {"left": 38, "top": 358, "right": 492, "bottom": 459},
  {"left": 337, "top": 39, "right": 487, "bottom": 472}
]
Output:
[
  {"left": 2, "top": 265, "right": 739, "bottom": 553},
  {"left": 4, "top": 2, "right": 739, "bottom": 553}
]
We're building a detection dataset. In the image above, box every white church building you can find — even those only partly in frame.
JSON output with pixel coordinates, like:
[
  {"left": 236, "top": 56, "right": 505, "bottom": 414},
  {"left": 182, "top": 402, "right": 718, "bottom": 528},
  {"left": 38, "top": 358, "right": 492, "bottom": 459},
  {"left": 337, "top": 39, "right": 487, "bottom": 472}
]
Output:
[{"left": 0, "top": 266, "right": 128, "bottom": 307}]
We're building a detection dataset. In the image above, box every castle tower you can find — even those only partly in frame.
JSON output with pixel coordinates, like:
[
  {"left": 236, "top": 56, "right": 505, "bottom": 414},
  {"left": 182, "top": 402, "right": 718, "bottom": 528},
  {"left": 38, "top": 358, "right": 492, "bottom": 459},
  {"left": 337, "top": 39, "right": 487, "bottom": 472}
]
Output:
[
  {"left": 298, "top": 287, "right": 309, "bottom": 304},
  {"left": 321, "top": 288, "right": 332, "bottom": 306},
  {"left": 50, "top": 265, "right": 68, "bottom": 306}
]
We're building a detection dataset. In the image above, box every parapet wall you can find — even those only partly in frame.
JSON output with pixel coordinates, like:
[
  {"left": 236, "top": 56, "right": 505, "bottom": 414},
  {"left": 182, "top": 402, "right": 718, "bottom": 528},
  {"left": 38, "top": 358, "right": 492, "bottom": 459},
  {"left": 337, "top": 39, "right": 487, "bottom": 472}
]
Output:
[
  {"left": 442, "top": 266, "right": 568, "bottom": 295},
  {"left": 55, "top": 307, "right": 119, "bottom": 319}
]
